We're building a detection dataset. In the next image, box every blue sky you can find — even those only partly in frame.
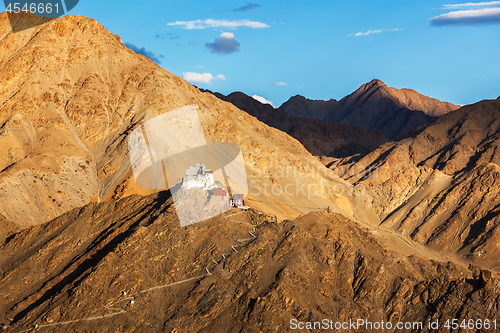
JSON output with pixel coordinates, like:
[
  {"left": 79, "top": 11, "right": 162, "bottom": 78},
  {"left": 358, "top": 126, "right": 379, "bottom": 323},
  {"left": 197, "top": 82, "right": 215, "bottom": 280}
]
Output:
[{"left": 2, "top": 1, "right": 499, "bottom": 106}]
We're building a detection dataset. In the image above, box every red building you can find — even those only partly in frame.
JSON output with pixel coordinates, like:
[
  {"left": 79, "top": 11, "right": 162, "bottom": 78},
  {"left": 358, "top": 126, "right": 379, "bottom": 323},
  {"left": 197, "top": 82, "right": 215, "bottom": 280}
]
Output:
[{"left": 211, "top": 188, "right": 227, "bottom": 196}]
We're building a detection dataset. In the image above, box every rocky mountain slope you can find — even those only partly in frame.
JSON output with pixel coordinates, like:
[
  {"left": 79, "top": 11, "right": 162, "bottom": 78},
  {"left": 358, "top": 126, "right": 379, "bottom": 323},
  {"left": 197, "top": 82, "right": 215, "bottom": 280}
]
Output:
[
  {"left": 1, "top": 11, "right": 499, "bottom": 333},
  {"left": 1, "top": 192, "right": 498, "bottom": 332},
  {"left": 0, "top": 12, "right": 358, "bottom": 226},
  {"left": 276, "top": 95, "right": 338, "bottom": 120},
  {"left": 207, "top": 91, "right": 388, "bottom": 158},
  {"left": 281, "top": 80, "right": 460, "bottom": 139},
  {"left": 328, "top": 97, "right": 500, "bottom": 271}
]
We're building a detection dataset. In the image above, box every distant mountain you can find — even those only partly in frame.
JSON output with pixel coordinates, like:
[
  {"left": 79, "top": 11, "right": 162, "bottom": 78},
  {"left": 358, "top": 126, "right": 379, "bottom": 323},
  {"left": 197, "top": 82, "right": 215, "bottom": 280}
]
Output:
[
  {"left": 204, "top": 90, "right": 389, "bottom": 158},
  {"left": 281, "top": 79, "right": 460, "bottom": 139},
  {"left": 330, "top": 97, "right": 500, "bottom": 270},
  {"left": 280, "top": 95, "right": 338, "bottom": 119}
]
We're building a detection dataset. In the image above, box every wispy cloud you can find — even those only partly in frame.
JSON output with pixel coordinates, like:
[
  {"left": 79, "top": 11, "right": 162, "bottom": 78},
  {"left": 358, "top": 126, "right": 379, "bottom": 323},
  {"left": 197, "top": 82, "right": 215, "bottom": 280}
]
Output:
[
  {"left": 349, "top": 28, "right": 403, "bottom": 37},
  {"left": 234, "top": 3, "right": 261, "bottom": 11},
  {"left": 167, "top": 19, "right": 269, "bottom": 30},
  {"left": 431, "top": 7, "right": 500, "bottom": 25},
  {"left": 124, "top": 43, "right": 162, "bottom": 64},
  {"left": 205, "top": 32, "right": 241, "bottom": 55},
  {"left": 252, "top": 94, "right": 273, "bottom": 106},
  {"left": 443, "top": 0, "right": 500, "bottom": 8},
  {"left": 270, "top": 82, "right": 288, "bottom": 86},
  {"left": 183, "top": 72, "right": 226, "bottom": 84},
  {"left": 352, "top": 29, "right": 385, "bottom": 37}
]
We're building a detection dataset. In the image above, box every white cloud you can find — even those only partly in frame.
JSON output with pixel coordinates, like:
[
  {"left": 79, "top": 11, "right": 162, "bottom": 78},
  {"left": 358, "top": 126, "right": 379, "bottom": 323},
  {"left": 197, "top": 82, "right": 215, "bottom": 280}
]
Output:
[
  {"left": 270, "top": 82, "right": 288, "bottom": 86},
  {"left": 167, "top": 19, "right": 269, "bottom": 30},
  {"left": 431, "top": 7, "right": 500, "bottom": 25},
  {"left": 182, "top": 72, "right": 226, "bottom": 84},
  {"left": 443, "top": 1, "right": 500, "bottom": 9},
  {"left": 349, "top": 28, "right": 404, "bottom": 37},
  {"left": 353, "top": 29, "right": 385, "bottom": 37},
  {"left": 252, "top": 95, "right": 274, "bottom": 106}
]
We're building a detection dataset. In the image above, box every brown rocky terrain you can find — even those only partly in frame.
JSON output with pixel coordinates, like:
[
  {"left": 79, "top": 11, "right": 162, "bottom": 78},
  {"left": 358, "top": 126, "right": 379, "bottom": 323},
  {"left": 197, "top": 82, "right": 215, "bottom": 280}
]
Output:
[
  {"left": 0, "top": 12, "right": 357, "bottom": 226},
  {"left": 281, "top": 79, "right": 460, "bottom": 139},
  {"left": 1, "top": 192, "right": 499, "bottom": 332},
  {"left": 1, "top": 10, "right": 499, "bottom": 333},
  {"left": 206, "top": 90, "right": 388, "bottom": 158},
  {"left": 328, "top": 97, "right": 500, "bottom": 271}
]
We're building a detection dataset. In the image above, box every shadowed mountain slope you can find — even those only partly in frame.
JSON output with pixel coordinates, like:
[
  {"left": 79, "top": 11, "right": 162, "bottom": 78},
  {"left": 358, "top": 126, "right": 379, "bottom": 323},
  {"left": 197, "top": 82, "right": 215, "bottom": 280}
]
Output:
[
  {"left": 206, "top": 90, "right": 389, "bottom": 158},
  {"left": 1, "top": 192, "right": 498, "bottom": 332},
  {"left": 272, "top": 95, "right": 338, "bottom": 120},
  {"left": 281, "top": 80, "right": 459, "bottom": 139},
  {"left": 329, "top": 97, "right": 500, "bottom": 270}
]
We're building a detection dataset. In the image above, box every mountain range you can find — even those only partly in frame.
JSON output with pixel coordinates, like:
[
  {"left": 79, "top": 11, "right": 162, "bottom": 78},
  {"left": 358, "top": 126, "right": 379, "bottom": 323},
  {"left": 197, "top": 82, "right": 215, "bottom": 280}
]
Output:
[
  {"left": 281, "top": 79, "right": 460, "bottom": 139},
  {"left": 328, "top": 96, "right": 500, "bottom": 270},
  {"left": 1, "top": 12, "right": 499, "bottom": 333},
  {"left": 208, "top": 79, "right": 459, "bottom": 159},
  {"left": 203, "top": 90, "right": 389, "bottom": 158}
]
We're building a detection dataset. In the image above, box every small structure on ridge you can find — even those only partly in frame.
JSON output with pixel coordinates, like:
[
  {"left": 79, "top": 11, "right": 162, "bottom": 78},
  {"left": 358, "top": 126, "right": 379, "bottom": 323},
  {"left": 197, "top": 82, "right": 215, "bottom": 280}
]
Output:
[{"left": 182, "top": 163, "right": 215, "bottom": 190}]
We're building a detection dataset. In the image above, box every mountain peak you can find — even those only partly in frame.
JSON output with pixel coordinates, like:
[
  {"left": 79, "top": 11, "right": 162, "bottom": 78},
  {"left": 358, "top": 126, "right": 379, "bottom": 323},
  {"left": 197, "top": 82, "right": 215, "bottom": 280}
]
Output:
[
  {"left": 2, "top": 12, "right": 108, "bottom": 36},
  {"left": 370, "top": 78, "right": 387, "bottom": 86},
  {"left": 288, "top": 79, "right": 461, "bottom": 139},
  {"left": 361, "top": 79, "right": 387, "bottom": 91},
  {"left": 210, "top": 90, "right": 388, "bottom": 158}
]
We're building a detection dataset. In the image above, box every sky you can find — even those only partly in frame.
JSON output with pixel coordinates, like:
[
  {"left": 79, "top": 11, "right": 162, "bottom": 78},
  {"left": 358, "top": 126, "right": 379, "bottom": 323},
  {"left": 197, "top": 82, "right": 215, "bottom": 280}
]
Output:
[{"left": 2, "top": 0, "right": 499, "bottom": 107}]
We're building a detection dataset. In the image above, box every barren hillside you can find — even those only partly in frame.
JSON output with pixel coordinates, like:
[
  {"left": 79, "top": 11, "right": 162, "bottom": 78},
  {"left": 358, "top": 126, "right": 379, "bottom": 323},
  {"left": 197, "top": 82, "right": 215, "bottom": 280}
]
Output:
[
  {"left": 1, "top": 193, "right": 498, "bottom": 332},
  {"left": 0, "top": 12, "right": 358, "bottom": 226},
  {"left": 1, "top": 10, "right": 499, "bottom": 333},
  {"left": 329, "top": 97, "right": 500, "bottom": 270}
]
